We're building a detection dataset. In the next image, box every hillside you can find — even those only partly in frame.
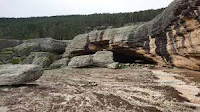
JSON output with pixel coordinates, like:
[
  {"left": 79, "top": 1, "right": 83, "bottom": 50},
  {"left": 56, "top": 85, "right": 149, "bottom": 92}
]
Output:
[{"left": 0, "top": 8, "right": 164, "bottom": 40}]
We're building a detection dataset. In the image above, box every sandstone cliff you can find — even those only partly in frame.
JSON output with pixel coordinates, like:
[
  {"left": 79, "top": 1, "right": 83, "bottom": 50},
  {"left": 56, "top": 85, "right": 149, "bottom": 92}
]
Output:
[{"left": 63, "top": 0, "right": 200, "bottom": 70}]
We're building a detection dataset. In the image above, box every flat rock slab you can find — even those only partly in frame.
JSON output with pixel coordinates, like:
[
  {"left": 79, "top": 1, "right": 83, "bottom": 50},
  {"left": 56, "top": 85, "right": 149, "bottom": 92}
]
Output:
[{"left": 0, "top": 64, "right": 43, "bottom": 85}]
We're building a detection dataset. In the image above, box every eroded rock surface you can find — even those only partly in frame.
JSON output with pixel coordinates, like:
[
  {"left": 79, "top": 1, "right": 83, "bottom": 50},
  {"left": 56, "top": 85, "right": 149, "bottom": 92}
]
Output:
[
  {"left": 49, "top": 58, "right": 70, "bottom": 69},
  {"left": 63, "top": 0, "right": 200, "bottom": 70},
  {"left": 0, "top": 38, "right": 70, "bottom": 68},
  {"left": 68, "top": 51, "right": 115, "bottom": 68},
  {"left": 22, "top": 52, "right": 56, "bottom": 68},
  {"left": 68, "top": 55, "right": 93, "bottom": 68},
  {"left": 0, "top": 64, "right": 43, "bottom": 85},
  {"left": 23, "top": 38, "right": 68, "bottom": 54},
  {"left": 14, "top": 43, "right": 41, "bottom": 57},
  {"left": 1, "top": 67, "right": 200, "bottom": 111},
  {"left": 93, "top": 51, "right": 114, "bottom": 67}
]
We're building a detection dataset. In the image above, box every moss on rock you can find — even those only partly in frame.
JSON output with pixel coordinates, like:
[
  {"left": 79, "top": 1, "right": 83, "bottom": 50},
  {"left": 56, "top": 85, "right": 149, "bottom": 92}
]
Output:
[{"left": 10, "top": 57, "right": 21, "bottom": 64}]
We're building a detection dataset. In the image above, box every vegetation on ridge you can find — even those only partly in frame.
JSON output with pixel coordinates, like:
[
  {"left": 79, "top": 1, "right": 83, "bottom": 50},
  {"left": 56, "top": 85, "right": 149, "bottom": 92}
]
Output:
[{"left": 0, "top": 8, "right": 164, "bottom": 40}]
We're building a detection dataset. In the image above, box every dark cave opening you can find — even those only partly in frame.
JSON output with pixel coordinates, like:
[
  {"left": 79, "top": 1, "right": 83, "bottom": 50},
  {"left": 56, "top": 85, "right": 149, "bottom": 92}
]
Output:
[{"left": 113, "top": 52, "right": 157, "bottom": 64}]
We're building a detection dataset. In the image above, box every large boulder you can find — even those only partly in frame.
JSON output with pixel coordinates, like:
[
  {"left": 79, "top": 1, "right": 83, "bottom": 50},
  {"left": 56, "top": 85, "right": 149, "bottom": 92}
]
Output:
[
  {"left": 0, "top": 39, "right": 22, "bottom": 50},
  {"left": 63, "top": 34, "right": 89, "bottom": 57},
  {"left": 63, "top": 0, "right": 200, "bottom": 70},
  {"left": 22, "top": 52, "right": 54, "bottom": 68},
  {"left": 68, "top": 55, "right": 93, "bottom": 68},
  {"left": 49, "top": 58, "right": 70, "bottom": 69},
  {"left": 93, "top": 51, "right": 114, "bottom": 67},
  {"left": 13, "top": 43, "right": 40, "bottom": 57},
  {"left": 0, "top": 38, "right": 70, "bottom": 66},
  {"left": 23, "top": 38, "right": 68, "bottom": 54},
  {"left": 13, "top": 38, "right": 69, "bottom": 58},
  {"left": 0, "top": 64, "right": 43, "bottom": 85}
]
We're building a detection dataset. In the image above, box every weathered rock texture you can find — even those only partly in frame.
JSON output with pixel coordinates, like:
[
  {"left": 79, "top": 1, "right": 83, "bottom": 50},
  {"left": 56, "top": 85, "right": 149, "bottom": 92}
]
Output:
[
  {"left": 22, "top": 38, "right": 68, "bottom": 54},
  {"left": 93, "top": 51, "right": 114, "bottom": 67},
  {"left": 0, "top": 64, "right": 43, "bottom": 85},
  {"left": 68, "top": 51, "right": 115, "bottom": 68},
  {"left": 63, "top": 0, "right": 200, "bottom": 70},
  {"left": 1, "top": 67, "right": 199, "bottom": 111},
  {"left": 0, "top": 38, "right": 70, "bottom": 67},
  {"left": 107, "top": 62, "right": 120, "bottom": 69},
  {"left": 22, "top": 52, "right": 57, "bottom": 68},
  {"left": 49, "top": 58, "right": 70, "bottom": 69},
  {"left": 68, "top": 55, "right": 93, "bottom": 68}
]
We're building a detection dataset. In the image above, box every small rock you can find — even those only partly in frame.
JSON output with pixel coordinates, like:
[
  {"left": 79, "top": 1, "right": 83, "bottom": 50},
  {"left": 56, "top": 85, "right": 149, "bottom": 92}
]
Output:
[
  {"left": 147, "top": 65, "right": 155, "bottom": 69},
  {"left": 125, "top": 63, "right": 131, "bottom": 66},
  {"left": 135, "top": 60, "right": 144, "bottom": 63},
  {"left": 107, "top": 62, "right": 120, "bottom": 69}
]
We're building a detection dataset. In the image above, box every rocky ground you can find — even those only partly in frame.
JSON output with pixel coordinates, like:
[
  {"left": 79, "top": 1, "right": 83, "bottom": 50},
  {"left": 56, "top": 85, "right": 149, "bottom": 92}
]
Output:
[{"left": 0, "top": 66, "right": 200, "bottom": 112}]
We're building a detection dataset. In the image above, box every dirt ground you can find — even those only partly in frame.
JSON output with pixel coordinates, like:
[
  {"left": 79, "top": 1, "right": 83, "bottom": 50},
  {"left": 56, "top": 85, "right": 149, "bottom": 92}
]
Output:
[{"left": 0, "top": 67, "right": 200, "bottom": 112}]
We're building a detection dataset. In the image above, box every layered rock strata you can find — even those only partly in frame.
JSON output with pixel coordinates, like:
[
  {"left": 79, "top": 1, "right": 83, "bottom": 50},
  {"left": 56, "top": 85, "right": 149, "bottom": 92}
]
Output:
[{"left": 63, "top": 0, "right": 200, "bottom": 70}]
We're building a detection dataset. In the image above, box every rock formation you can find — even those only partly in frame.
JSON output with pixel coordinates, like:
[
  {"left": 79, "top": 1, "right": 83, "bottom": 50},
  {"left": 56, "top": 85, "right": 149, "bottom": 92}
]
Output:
[
  {"left": 0, "top": 64, "right": 43, "bottom": 85},
  {"left": 49, "top": 58, "right": 70, "bottom": 69},
  {"left": 63, "top": 0, "right": 200, "bottom": 71},
  {"left": 22, "top": 52, "right": 58, "bottom": 68},
  {"left": 22, "top": 38, "right": 68, "bottom": 54},
  {"left": 68, "top": 55, "right": 93, "bottom": 68},
  {"left": 92, "top": 51, "right": 114, "bottom": 67},
  {"left": 68, "top": 51, "right": 114, "bottom": 68},
  {"left": 0, "top": 38, "right": 70, "bottom": 68}
]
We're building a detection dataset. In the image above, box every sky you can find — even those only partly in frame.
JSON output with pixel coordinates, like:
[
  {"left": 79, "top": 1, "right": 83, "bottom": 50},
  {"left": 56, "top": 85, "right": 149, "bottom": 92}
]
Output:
[{"left": 0, "top": 0, "right": 173, "bottom": 18}]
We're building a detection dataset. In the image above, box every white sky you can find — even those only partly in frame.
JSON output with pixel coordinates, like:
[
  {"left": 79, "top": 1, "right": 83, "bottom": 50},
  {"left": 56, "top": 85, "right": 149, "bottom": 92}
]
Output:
[{"left": 0, "top": 0, "right": 173, "bottom": 18}]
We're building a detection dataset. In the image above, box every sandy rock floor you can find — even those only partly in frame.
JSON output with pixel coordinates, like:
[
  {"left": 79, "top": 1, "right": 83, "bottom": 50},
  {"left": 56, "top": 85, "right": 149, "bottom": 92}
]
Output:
[{"left": 0, "top": 67, "right": 200, "bottom": 112}]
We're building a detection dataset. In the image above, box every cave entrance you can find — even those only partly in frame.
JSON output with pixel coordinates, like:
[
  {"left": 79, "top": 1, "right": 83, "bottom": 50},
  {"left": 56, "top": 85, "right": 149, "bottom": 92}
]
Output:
[{"left": 113, "top": 52, "right": 157, "bottom": 64}]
